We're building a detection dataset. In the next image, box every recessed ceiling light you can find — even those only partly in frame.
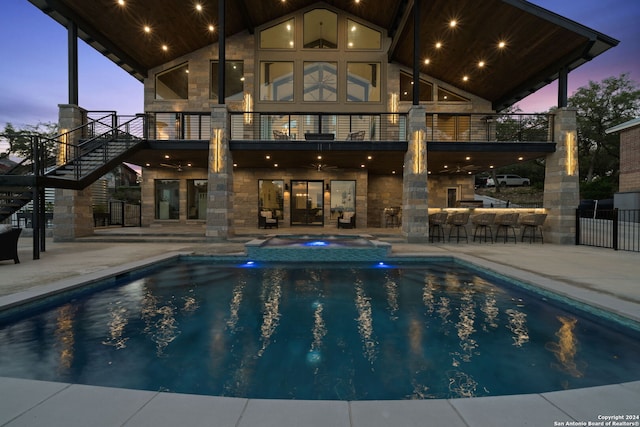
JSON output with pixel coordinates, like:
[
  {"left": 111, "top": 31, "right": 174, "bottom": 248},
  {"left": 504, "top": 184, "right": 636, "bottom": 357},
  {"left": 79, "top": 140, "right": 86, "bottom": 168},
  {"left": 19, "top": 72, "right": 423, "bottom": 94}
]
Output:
[
  {"left": 274, "top": 163, "right": 278, "bottom": 167},
  {"left": 162, "top": 44, "right": 168, "bottom": 52},
  {"left": 164, "top": 155, "right": 170, "bottom": 159},
  {"left": 195, "top": 3, "right": 203, "bottom": 12},
  {"left": 317, "top": 155, "right": 322, "bottom": 160},
  {"left": 478, "top": 61, "right": 485, "bottom": 68},
  {"left": 361, "top": 164, "right": 365, "bottom": 168},
  {"left": 117, "top": 0, "right": 125, "bottom": 5},
  {"left": 367, "top": 155, "right": 372, "bottom": 160},
  {"left": 435, "top": 42, "right": 442, "bottom": 49},
  {"left": 463, "top": 75, "right": 469, "bottom": 82},
  {"left": 208, "top": 24, "right": 215, "bottom": 32},
  {"left": 265, "top": 155, "right": 270, "bottom": 159},
  {"left": 489, "top": 165, "right": 494, "bottom": 168},
  {"left": 465, "top": 156, "right": 471, "bottom": 160},
  {"left": 449, "top": 20, "right": 457, "bottom": 28},
  {"left": 424, "top": 58, "right": 430, "bottom": 65},
  {"left": 143, "top": 25, "right": 151, "bottom": 33},
  {"left": 518, "top": 156, "right": 524, "bottom": 161},
  {"left": 498, "top": 41, "right": 507, "bottom": 49}
]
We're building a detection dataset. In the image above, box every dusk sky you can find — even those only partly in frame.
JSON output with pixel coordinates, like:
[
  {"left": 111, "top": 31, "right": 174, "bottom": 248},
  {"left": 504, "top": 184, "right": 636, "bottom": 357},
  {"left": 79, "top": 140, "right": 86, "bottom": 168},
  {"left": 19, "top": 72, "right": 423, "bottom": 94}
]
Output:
[{"left": 1, "top": 0, "right": 638, "bottom": 131}]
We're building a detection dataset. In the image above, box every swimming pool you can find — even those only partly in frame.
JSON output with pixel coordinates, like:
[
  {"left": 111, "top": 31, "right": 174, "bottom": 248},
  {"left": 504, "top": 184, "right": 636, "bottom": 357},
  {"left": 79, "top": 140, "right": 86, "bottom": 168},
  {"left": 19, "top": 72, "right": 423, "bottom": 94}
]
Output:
[{"left": 0, "top": 257, "right": 639, "bottom": 400}]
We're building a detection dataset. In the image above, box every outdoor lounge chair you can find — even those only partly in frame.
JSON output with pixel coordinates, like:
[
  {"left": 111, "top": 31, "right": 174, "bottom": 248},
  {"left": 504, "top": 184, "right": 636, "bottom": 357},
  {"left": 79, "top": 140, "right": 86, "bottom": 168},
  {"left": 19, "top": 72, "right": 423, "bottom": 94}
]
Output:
[
  {"left": 337, "top": 212, "right": 355, "bottom": 228},
  {"left": 0, "top": 226, "right": 22, "bottom": 264},
  {"left": 259, "top": 210, "right": 278, "bottom": 229}
]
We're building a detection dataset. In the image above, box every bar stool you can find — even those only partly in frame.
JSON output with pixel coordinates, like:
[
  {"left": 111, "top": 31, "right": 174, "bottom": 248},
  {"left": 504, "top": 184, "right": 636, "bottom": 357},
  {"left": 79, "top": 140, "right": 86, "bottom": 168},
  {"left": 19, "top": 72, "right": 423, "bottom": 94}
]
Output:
[
  {"left": 447, "top": 211, "right": 471, "bottom": 243},
  {"left": 520, "top": 213, "right": 547, "bottom": 243},
  {"left": 494, "top": 212, "right": 520, "bottom": 243},
  {"left": 471, "top": 213, "right": 496, "bottom": 242},
  {"left": 428, "top": 212, "right": 448, "bottom": 242}
]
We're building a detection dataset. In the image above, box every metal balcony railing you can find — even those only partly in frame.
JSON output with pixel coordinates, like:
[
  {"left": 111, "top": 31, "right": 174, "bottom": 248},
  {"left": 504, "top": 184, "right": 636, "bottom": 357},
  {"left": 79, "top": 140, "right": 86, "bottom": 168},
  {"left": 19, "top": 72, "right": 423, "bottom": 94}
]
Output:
[
  {"left": 229, "top": 112, "right": 408, "bottom": 142},
  {"left": 425, "top": 113, "right": 554, "bottom": 142}
]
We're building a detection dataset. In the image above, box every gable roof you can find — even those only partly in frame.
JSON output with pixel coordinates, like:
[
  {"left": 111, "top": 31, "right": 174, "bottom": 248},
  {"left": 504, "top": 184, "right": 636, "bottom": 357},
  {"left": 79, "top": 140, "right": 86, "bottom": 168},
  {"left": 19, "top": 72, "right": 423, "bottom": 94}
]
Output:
[
  {"left": 606, "top": 118, "right": 640, "bottom": 134},
  {"left": 28, "top": 0, "right": 618, "bottom": 110}
]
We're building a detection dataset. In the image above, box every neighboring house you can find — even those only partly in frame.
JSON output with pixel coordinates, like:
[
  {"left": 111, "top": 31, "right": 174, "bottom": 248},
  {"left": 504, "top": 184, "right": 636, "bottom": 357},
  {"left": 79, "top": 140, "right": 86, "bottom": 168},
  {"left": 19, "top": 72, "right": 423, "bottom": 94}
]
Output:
[
  {"left": 17, "top": 0, "right": 619, "bottom": 243},
  {"left": 606, "top": 117, "right": 640, "bottom": 209}
]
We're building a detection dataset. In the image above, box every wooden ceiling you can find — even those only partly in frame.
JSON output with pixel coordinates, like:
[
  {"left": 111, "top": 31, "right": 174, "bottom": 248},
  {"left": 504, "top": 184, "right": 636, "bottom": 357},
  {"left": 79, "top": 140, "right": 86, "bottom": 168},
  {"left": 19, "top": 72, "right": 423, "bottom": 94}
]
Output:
[{"left": 29, "top": 0, "right": 617, "bottom": 110}]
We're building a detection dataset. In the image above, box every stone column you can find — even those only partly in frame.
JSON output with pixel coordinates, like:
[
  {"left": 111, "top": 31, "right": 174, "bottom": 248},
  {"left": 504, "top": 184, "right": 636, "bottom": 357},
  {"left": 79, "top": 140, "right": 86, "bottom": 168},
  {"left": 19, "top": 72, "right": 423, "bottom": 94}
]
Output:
[
  {"left": 402, "top": 106, "right": 430, "bottom": 242},
  {"left": 53, "top": 104, "right": 94, "bottom": 241},
  {"left": 206, "top": 105, "right": 235, "bottom": 240},
  {"left": 543, "top": 108, "right": 580, "bottom": 244}
]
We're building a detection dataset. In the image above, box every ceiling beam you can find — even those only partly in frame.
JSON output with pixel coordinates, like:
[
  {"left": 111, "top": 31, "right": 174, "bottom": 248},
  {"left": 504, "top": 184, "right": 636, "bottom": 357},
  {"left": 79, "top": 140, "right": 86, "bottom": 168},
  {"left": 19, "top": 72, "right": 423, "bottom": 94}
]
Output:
[
  {"left": 387, "top": 0, "right": 412, "bottom": 63},
  {"left": 234, "top": 0, "right": 256, "bottom": 35}
]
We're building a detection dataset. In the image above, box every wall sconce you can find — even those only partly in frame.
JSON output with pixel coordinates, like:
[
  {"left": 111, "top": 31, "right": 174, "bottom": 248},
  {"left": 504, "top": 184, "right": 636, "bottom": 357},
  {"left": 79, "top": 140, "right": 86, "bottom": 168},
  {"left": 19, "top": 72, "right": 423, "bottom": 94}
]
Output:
[
  {"left": 326, "top": 183, "right": 330, "bottom": 191},
  {"left": 565, "top": 131, "right": 577, "bottom": 176},
  {"left": 388, "top": 92, "right": 399, "bottom": 124},
  {"left": 243, "top": 92, "right": 253, "bottom": 125}
]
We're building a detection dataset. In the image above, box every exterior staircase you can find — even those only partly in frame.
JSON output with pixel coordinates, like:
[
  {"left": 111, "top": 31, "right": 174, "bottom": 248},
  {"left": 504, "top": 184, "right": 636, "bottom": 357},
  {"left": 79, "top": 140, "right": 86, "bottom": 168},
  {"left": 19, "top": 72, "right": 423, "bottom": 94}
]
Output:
[{"left": 0, "top": 113, "right": 146, "bottom": 223}]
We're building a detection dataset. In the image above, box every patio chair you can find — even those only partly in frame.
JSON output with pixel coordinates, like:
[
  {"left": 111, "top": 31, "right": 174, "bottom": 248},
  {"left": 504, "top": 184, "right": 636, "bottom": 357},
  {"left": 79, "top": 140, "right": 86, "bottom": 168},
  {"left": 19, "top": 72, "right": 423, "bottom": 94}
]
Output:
[
  {"left": 520, "top": 213, "right": 547, "bottom": 243},
  {"left": 471, "top": 212, "right": 496, "bottom": 243},
  {"left": 273, "top": 130, "right": 289, "bottom": 140},
  {"left": 346, "top": 130, "right": 365, "bottom": 140},
  {"left": 447, "top": 210, "right": 471, "bottom": 243},
  {"left": 338, "top": 212, "right": 356, "bottom": 229},
  {"left": 0, "top": 226, "right": 22, "bottom": 264},
  {"left": 258, "top": 210, "right": 278, "bottom": 229},
  {"left": 429, "top": 212, "right": 448, "bottom": 242},
  {"left": 494, "top": 212, "right": 520, "bottom": 243}
]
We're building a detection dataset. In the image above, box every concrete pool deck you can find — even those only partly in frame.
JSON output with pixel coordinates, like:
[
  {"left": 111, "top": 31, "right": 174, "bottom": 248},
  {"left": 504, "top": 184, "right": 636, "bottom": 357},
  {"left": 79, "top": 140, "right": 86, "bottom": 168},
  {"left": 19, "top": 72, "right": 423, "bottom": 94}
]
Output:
[{"left": 1, "top": 227, "right": 639, "bottom": 426}]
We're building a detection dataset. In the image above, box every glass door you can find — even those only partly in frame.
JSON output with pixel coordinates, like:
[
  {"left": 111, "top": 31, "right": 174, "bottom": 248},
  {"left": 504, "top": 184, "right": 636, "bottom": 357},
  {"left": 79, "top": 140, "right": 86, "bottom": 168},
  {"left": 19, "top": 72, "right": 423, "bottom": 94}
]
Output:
[{"left": 291, "top": 180, "right": 324, "bottom": 226}]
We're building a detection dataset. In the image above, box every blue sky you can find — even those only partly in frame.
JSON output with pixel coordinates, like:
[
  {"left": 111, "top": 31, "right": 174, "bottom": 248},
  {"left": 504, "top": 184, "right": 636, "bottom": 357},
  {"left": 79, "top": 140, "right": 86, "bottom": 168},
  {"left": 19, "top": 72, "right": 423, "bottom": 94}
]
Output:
[{"left": 0, "top": 0, "right": 638, "bottom": 131}]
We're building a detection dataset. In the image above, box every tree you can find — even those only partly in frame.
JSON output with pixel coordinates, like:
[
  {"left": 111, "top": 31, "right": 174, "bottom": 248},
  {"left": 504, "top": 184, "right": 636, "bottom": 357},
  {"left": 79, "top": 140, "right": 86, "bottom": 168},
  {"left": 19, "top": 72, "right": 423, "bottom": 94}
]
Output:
[
  {"left": 568, "top": 74, "right": 640, "bottom": 188},
  {"left": 0, "top": 121, "right": 59, "bottom": 161}
]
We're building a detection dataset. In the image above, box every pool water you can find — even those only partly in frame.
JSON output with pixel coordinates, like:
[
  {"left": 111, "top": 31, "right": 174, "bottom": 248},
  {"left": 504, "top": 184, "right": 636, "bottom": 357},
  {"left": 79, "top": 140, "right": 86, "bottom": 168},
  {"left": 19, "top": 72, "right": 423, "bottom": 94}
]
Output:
[{"left": 0, "top": 258, "right": 639, "bottom": 400}]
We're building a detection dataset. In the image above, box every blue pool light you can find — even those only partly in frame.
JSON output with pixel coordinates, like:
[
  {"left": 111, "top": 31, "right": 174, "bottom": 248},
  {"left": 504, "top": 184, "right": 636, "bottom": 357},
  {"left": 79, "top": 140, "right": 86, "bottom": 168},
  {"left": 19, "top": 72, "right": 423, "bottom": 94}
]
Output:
[
  {"left": 307, "top": 350, "right": 322, "bottom": 364},
  {"left": 304, "top": 240, "right": 330, "bottom": 247},
  {"left": 241, "top": 260, "right": 257, "bottom": 268},
  {"left": 375, "top": 261, "right": 391, "bottom": 268}
]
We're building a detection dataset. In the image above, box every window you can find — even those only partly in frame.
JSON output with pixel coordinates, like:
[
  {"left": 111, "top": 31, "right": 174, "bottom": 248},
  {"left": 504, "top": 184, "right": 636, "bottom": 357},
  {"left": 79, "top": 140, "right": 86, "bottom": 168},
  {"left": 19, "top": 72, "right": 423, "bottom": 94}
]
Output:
[
  {"left": 258, "top": 180, "right": 284, "bottom": 220},
  {"left": 187, "top": 180, "right": 207, "bottom": 220},
  {"left": 260, "top": 19, "right": 295, "bottom": 49},
  {"left": 155, "top": 63, "right": 188, "bottom": 100},
  {"left": 438, "top": 87, "right": 468, "bottom": 102},
  {"left": 400, "top": 72, "right": 433, "bottom": 102},
  {"left": 211, "top": 61, "right": 244, "bottom": 101},
  {"left": 330, "top": 180, "right": 355, "bottom": 220},
  {"left": 347, "top": 62, "right": 380, "bottom": 102},
  {"left": 347, "top": 20, "right": 381, "bottom": 49},
  {"left": 304, "top": 9, "right": 337, "bottom": 48},
  {"left": 155, "top": 180, "right": 179, "bottom": 220},
  {"left": 260, "top": 62, "right": 294, "bottom": 101},
  {"left": 304, "top": 62, "right": 337, "bottom": 101}
]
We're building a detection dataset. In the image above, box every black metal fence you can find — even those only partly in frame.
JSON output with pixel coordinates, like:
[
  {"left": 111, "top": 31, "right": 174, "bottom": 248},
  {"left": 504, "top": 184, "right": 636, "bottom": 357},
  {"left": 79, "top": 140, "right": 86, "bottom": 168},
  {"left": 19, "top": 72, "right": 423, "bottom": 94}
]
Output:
[
  {"left": 94, "top": 201, "right": 141, "bottom": 227},
  {"left": 576, "top": 209, "right": 640, "bottom": 252}
]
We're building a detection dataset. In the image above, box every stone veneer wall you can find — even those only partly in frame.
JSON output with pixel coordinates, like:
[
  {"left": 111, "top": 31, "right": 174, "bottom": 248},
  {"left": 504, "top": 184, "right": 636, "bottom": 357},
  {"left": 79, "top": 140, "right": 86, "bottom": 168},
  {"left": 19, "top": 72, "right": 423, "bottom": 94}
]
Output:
[
  {"left": 53, "top": 105, "right": 94, "bottom": 241},
  {"left": 427, "top": 175, "right": 475, "bottom": 208},
  {"left": 140, "top": 167, "right": 208, "bottom": 226},
  {"left": 367, "top": 175, "right": 403, "bottom": 227},
  {"left": 619, "top": 124, "right": 640, "bottom": 192}
]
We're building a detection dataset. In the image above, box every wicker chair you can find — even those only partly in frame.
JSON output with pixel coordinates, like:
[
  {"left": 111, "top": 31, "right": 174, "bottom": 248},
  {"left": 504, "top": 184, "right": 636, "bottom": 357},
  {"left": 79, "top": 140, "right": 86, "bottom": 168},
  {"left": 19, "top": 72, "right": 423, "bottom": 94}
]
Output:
[{"left": 258, "top": 210, "right": 278, "bottom": 229}]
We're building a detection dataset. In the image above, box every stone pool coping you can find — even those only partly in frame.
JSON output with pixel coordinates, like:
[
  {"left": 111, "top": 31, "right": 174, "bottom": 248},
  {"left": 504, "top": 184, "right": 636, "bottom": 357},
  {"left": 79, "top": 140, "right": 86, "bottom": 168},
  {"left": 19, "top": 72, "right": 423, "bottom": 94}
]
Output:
[{"left": 1, "top": 250, "right": 639, "bottom": 426}]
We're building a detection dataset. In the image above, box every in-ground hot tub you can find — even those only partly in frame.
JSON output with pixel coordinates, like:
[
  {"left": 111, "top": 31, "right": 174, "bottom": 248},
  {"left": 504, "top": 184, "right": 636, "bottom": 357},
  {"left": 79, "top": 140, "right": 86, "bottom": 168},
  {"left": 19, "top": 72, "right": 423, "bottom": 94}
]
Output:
[{"left": 245, "top": 234, "right": 391, "bottom": 261}]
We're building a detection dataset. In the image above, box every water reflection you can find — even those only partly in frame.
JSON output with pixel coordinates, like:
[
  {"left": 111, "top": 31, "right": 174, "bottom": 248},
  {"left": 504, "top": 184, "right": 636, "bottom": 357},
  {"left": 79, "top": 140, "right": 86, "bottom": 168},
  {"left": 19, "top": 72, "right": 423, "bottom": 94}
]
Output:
[
  {"left": 140, "top": 290, "right": 181, "bottom": 356},
  {"left": 308, "top": 301, "right": 327, "bottom": 365},
  {"left": 453, "top": 287, "right": 477, "bottom": 364},
  {"left": 384, "top": 273, "right": 399, "bottom": 320},
  {"left": 506, "top": 309, "right": 529, "bottom": 347},
  {"left": 226, "top": 280, "right": 246, "bottom": 333},
  {"left": 102, "top": 302, "right": 129, "bottom": 349},
  {"left": 447, "top": 370, "right": 478, "bottom": 398},
  {"left": 422, "top": 273, "right": 436, "bottom": 313},
  {"left": 54, "top": 304, "right": 76, "bottom": 371},
  {"left": 546, "top": 316, "right": 584, "bottom": 378},
  {"left": 257, "top": 269, "right": 284, "bottom": 357},
  {"left": 481, "top": 295, "right": 499, "bottom": 330},
  {"left": 354, "top": 278, "right": 377, "bottom": 364}
]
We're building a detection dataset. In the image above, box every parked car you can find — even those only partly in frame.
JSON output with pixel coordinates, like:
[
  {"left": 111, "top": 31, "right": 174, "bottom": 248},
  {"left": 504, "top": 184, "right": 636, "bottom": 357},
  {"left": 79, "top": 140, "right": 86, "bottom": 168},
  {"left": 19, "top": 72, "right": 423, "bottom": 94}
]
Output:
[{"left": 486, "top": 174, "right": 531, "bottom": 187}]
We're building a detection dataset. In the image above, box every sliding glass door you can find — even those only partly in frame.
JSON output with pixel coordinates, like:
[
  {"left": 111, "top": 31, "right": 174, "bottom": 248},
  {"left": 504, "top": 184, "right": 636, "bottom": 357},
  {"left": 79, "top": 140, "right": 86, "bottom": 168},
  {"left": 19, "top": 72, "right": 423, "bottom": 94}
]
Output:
[{"left": 291, "top": 180, "right": 324, "bottom": 226}]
